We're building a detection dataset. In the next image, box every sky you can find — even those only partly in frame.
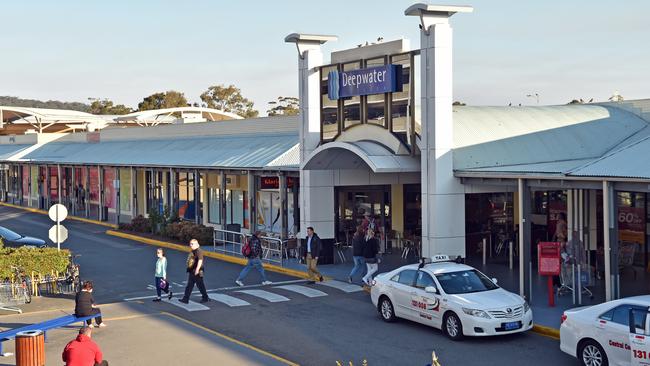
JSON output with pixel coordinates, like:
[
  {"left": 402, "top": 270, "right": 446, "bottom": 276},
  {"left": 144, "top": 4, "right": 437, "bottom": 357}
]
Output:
[{"left": 1, "top": 0, "right": 648, "bottom": 114}]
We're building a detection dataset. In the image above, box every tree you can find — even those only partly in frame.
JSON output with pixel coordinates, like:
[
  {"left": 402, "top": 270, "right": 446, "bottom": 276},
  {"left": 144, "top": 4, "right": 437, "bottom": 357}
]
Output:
[
  {"left": 0, "top": 96, "right": 89, "bottom": 112},
  {"left": 200, "top": 84, "right": 258, "bottom": 118},
  {"left": 267, "top": 96, "right": 299, "bottom": 116},
  {"left": 138, "top": 90, "right": 188, "bottom": 111},
  {"left": 88, "top": 98, "right": 132, "bottom": 115}
]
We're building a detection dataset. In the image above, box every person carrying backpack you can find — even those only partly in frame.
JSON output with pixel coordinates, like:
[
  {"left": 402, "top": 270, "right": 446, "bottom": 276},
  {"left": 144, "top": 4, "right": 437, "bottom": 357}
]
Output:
[{"left": 235, "top": 231, "right": 272, "bottom": 286}]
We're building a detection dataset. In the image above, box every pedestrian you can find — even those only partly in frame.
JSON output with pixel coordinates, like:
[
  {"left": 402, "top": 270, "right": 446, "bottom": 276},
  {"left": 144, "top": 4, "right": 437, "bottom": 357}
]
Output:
[
  {"left": 74, "top": 281, "right": 105, "bottom": 328},
  {"left": 62, "top": 326, "right": 108, "bottom": 366},
  {"left": 348, "top": 226, "right": 366, "bottom": 284},
  {"left": 302, "top": 227, "right": 323, "bottom": 283},
  {"left": 179, "top": 238, "right": 210, "bottom": 304},
  {"left": 153, "top": 248, "right": 173, "bottom": 302},
  {"left": 362, "top": 229, "right": 380, "bottom": 286},
  {"left": 235, "top": 231, "right": 273, "bottom": 286}
]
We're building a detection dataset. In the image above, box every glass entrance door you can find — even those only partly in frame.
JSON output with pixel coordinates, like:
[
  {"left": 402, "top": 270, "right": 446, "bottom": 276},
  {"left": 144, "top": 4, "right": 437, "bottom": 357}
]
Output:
[{"left": 336, "top": 186, "right": 391, "bottom": 245}]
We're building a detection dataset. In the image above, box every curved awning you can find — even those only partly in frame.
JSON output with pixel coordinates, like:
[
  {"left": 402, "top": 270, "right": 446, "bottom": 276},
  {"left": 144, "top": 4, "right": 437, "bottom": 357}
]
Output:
[{"left": 302, "top": 141, "right": 420, "bottom": 173}]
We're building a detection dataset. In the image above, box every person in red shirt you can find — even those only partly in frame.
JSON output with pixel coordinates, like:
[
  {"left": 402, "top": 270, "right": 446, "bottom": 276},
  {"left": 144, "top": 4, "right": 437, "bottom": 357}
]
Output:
[{"left": 62, "top": 326, "right": 108, "bottom": 366}]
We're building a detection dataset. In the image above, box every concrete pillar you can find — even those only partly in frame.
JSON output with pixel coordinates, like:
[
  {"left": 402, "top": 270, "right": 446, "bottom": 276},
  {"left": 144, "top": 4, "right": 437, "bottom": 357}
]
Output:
[
  {"left": 98, "top": 166, "right": 104, "bottom": 221},
  {"left": 518, "top": 179, "right": 532, "bottom": 301},
  {"left": 220, "top": 171, "right": 227, "bottom": 227},
  {"left": 45, "top": 165, "right": 50, "bottom": 208},
  {"left": 285, "top": 33, "right": 338, "bottom": 263},
  {"left": 247, "top": 172, "right": 256, "bottom": 232},
  {"left": 406, "top": 4, "right": 473, "bottom": 258},
  {"left": 603, "top": 180, "right": 620, "bottom": 301},
  {"left": 279, "top": 174, "right": 288, "bottom": 239},
  {"left": 194, "top": 169, "right": 201, "bottom": 224}
]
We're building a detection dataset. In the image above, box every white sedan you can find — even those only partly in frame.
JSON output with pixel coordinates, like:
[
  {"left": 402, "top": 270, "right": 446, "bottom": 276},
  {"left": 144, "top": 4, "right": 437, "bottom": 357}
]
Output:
[
  {"left": 560, "top": 296, "right": 650, "bottom": 366},
  {"left": 370, "top": 255, "right": 533, "bottom": 340}
]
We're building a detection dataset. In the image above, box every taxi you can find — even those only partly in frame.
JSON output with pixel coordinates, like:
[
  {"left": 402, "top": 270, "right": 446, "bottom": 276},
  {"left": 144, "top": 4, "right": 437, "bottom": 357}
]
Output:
[
  {"left": 370, "top": 255, "right": 533, "bottom": 340},
  {"left": 560, "top": 295, "right": 650, "bottom": 366}
]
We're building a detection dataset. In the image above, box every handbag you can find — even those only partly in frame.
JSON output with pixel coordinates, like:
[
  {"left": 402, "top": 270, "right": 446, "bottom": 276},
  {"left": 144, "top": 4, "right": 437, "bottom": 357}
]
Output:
[{"left": 159, "top": 279, "right": 169, "bottom": 291}]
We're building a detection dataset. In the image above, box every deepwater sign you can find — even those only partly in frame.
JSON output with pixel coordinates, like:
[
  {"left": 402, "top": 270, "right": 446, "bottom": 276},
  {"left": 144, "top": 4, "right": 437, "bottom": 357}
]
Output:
[{"left": 328, "top": 64, "right": 402, "bottom": 100}]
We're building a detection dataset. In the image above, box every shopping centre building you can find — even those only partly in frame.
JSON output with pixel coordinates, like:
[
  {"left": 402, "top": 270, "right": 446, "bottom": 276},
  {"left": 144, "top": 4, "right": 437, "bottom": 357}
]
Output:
[{"left": 0, "top": 4, "right": 648, "bottom": 308}]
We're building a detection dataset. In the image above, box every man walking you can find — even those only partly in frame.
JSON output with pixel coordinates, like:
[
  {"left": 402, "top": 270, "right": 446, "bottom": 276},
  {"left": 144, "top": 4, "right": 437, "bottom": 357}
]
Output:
[
  {"left": 302, "top": 227, "right": 323, "bottom": 283},
  {"left": 62, "top": 326, "right": 108, "bottom": 366},
  {"left": 235, "top": 231, "right": 273, "bottom": 286},
  {"left": 179, "top": 239, "right": 210, "bottom": 303}
]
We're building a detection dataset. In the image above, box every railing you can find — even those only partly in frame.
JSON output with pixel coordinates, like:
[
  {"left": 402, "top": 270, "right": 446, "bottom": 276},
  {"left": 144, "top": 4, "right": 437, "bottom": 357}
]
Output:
[{"left": 213, "top": 229, "right": 286, "bottom": 267}]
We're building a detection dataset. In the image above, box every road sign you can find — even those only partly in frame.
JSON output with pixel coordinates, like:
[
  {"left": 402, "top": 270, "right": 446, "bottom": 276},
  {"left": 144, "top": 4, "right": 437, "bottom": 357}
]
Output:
[
  {"left": 48, "top": 204, "right": 68, "bottom": 223},
  {"left": 49, "top": 225, "right": 68, "bottom": 244}
]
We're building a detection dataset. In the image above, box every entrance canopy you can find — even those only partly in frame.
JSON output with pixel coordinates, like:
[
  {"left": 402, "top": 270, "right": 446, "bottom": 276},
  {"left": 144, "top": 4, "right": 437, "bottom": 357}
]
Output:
[{"left": 302, "top": 141, "right": 419, "bottom": 173}]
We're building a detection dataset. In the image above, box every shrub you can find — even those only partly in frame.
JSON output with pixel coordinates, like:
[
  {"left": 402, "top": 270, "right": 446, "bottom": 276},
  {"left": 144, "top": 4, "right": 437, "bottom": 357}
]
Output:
[
  {"left": 129, "top": 215, "right": 152, "bottom": 233},
  {"left": 0, "top": 246, "right": 71, "bottom": 280}
]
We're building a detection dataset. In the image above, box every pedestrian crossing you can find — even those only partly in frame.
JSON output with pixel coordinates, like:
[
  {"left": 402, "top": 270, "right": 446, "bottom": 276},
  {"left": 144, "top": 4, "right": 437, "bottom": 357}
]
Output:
[{"left": 126, "top": 280, "right": 364, "bottom": 312}]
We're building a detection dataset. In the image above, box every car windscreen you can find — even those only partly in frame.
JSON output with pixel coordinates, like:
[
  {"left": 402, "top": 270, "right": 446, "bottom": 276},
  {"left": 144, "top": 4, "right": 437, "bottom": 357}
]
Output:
[
  {"left": 0, "top": 226, "right": 22, "bottom": 240},
  {"left": 434, "top": 270, "right": 498, "bottom": 295}
]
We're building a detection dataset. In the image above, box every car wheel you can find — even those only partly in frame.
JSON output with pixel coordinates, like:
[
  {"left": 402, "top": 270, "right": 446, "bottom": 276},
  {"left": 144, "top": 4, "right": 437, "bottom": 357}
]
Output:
[
  {"left": 579, "top": 340, "right": 608, "bottom": 366},
  {"left": 443, "top": 312, "right": 464, "bottom": 341},
  {"left": 379, "top": 296, "right": 396, "bottom": 322}
]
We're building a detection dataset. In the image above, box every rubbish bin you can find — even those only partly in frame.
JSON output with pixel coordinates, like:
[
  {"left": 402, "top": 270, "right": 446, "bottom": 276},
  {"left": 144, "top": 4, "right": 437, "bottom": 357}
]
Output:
[{"left": 15, "top": 330, "right": 45, "bottom": 366}]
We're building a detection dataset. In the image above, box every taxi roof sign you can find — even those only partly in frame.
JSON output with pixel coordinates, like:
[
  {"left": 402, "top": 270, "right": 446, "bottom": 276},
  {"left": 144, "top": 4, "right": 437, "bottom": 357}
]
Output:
[{"left": 431, "top": 255, "right": 451, "bottom": 263}]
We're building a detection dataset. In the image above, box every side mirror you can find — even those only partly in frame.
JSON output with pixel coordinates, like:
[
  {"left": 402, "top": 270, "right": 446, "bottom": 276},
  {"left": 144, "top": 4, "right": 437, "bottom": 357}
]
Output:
[
  {"left": 425, "top": 286, "right": 438, "bottom": 294},
  {"left": 492, "top": 278, "right": 498, "bottom": 285}
]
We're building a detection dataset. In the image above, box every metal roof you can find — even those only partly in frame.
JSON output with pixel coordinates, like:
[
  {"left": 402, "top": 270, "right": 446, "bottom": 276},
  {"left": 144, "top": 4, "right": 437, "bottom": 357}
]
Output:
[
  {"left": 0, "top": 144, "right": 32, "bottom": 160},
  {"left": 453, "top": 104, "right": 649, "bottom": 170},
  {"left": 115, "top": 107, "right": 242, "bottom": 124},
  {"left": 302, "top": 141, "right": 420, "bottom": 173},
  {"left": 568, "top": 136, "right": 650, "bottom": 179},
  {"left": 18, "top": 133, "right": 298, "bottom": 170}
]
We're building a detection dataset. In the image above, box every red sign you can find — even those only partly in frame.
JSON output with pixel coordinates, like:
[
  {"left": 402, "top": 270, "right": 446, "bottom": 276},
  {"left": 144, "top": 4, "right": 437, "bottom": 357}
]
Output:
[
  {"left": 260, "top": 176, "right": 296, "bottom": 190},
  {"left": 538, "top": 242, "right": 561, "bottom": 276},
  {"left": 618, "top": 206, "right": 645, "bottom": 244}
]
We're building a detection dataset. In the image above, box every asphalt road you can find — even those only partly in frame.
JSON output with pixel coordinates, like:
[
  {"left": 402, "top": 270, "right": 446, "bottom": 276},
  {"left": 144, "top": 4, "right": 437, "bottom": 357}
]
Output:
[{"left": 0, "top": 206, "right": 577, "bottom": 366}]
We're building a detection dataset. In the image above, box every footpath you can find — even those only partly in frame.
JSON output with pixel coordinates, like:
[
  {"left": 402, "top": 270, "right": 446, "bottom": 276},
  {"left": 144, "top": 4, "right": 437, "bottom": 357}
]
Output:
[{"left": 0, "top": 299, "right": 296, "bottom": 366}]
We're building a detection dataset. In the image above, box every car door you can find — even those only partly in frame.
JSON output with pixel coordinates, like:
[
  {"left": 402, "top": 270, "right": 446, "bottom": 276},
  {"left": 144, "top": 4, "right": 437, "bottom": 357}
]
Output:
[
  {"left": 598, "top": 304, "right": 648, "bottom": 366},
  {"left": 389, "top": 269, "right": 418, "bottom": 320},
  {"left": 411, "top": 270, "right": 443, "bottom": 328},
  {"left": 629, "top": 307, "right": 650, "bottom": 366}
]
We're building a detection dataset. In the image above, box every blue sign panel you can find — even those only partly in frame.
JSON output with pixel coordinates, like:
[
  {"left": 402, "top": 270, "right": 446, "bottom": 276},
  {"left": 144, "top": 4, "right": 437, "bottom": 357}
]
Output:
[{"left": 328, "top": 64, "right": 402, "bottom": 100}]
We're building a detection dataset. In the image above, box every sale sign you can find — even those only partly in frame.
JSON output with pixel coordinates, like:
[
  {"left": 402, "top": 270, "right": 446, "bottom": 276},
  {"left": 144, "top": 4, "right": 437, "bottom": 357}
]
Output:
[
  {"left": 619, "top": 206, "right": 645, "bottom": 244},
  {"left": 538, "top": 242, "right": 561, "bottom": 276}
]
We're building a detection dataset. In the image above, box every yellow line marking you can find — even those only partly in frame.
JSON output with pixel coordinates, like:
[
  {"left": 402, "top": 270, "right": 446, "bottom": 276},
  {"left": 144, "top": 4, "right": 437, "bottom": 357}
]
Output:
[
  {"left": 161, "top": 311, "right": 299, "bottom": 366},
  {"left": 0, "top": 202, "right": 118, "bottom": 228},
  {"left": 104, "top": 313, "right": 161, "bottom": 322},
  {"left": 106, "top": 230, "right": 318, "bottom": 280},
  {"left": 532, "top": 324, "right": 560, "bottom": 340}
]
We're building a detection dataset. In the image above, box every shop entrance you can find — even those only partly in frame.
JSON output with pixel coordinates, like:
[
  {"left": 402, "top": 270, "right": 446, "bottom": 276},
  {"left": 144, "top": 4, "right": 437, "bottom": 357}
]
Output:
[{"left": 335, "top": 186, "right": 391, "bottom": 246}]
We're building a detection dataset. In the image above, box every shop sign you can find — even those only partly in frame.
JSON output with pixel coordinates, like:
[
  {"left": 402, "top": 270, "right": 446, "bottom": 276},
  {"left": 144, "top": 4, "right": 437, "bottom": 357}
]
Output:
[
  {"left": 537, "top": 242, "right": 561, "bottom": 276},
  {"left": 328, "top": 64, "right": 402, "bottom": 100},
  {"left": 260, "top": 176, "right": 296, "bottom": 190}
]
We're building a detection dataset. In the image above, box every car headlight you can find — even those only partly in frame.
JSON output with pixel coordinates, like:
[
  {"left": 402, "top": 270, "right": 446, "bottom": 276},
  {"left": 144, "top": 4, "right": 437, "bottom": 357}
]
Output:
[
  {"left": 523, "top": 301, "right": 530, "bottom": 313},
  {"left": 462, "top": 307, "right": 491, "bottom": 319}
]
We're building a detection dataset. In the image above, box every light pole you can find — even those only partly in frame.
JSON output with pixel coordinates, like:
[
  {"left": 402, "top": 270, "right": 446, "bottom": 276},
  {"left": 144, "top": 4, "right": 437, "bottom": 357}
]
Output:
[{"left": 526, "top": 93, "right": 539, "bottom": 105}]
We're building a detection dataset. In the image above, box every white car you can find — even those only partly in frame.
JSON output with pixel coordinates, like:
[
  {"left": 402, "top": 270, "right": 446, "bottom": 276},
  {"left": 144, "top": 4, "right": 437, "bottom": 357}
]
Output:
[
  {"left": 370, "top": 255, "right": 533, "bottom": 340},
  {"left": 560, "top": 296, "right": 650, "bottom": 366}
]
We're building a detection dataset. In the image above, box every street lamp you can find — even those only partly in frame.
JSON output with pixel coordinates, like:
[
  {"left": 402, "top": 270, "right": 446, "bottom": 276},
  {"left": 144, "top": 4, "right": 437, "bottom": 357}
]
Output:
[{"left": 526, "top": 93, "right": 539, "bottom": 105}]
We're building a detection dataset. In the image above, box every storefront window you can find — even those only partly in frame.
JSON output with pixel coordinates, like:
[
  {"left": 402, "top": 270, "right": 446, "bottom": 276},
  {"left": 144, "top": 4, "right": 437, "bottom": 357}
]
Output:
[
  {"left": 390, "top": 53, "right": 411, "bottom": 135},
  {"left": 321, "top": 65, "right": 338, "bottom": 140},
  {"left": 366, "top": 57, "right": 386, "bottom": 127},
  {"left": 178, "top": 171, "right": 195, "bottom": 220},
  {"left": 208, "top": 188, "right": 220, "bottom": 224},
  {"left": 617, "top": 191, "right": 645, "bottom": 266},
  {"left": 119, "top": 169, "right": 131, "bottom": 212},
  {"left": 342, "top": 62, "right": 361, "bottom": 129}
]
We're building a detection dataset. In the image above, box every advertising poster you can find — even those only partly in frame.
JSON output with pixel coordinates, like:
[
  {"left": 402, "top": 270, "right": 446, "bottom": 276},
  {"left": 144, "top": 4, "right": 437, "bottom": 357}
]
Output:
[
  {"left": 22, "top": 166, "right": 29, "bottom": 198},
  {"left": 30, "top": 166, "right": 38, "bottom": 199},
  {"left": 618, "top": 206, "right": 645, "bottom": 244},
  {"left": 89, "top": 169, "right": 99, "bottom": 202},
  {"left": 120, "top": 169, "right": 131, "bottom": 212},
  {"left": 103, "top": 168, "right": 115, "bottom": 209}
]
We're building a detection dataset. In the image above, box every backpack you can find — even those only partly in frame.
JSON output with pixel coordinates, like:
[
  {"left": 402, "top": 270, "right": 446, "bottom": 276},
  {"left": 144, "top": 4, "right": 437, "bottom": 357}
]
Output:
[{"left": 242, "top": 237, "right": 252, "bottom": 258}]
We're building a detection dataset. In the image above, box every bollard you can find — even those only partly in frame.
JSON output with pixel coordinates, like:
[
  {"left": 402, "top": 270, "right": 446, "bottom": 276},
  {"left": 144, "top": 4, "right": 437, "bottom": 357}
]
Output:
[{"left": 15, "top": 330, "right": 45, "bottom": 366}]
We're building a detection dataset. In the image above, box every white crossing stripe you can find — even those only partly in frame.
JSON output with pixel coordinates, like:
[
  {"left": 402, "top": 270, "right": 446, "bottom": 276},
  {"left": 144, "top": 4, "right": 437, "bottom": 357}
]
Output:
[
  {"left": 317, "top": 280, "right": 363, "bottom": 293},
  {"left": 273, "top": 285, "right": 328, "bottom": 298},
  {"left": 161, "top": 298, "right": 210, "bottom": 311},
  {"left": 208, "top": 293, "right": 251, "bottom": 307},
  {"left": 235, "top": 289, "right": 289, "bottom": 303}
]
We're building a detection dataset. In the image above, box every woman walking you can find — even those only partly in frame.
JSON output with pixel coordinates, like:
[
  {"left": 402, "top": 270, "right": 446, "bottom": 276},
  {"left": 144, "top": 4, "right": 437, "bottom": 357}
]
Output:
[
  {"left": 348, "top": 226, "right": 366, "bottom": 284},
  {"left": 362, "top": 229, "right": 380, "bottom": 286},
  {"left": 153, "top": 248, "right": 173, "bottom": 302}
]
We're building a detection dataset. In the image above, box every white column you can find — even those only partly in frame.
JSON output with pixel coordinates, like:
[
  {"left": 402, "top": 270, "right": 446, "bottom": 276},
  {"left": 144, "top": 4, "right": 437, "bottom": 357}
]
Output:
[
  {"left": 603, "top": 180, "right": 612, "bottom": 301},
  {"left": 406, "top": 4, "right": 473, "bottom": 258},
  {"left": 285, "top": 33, "right": 337, "bottom": 240}
]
